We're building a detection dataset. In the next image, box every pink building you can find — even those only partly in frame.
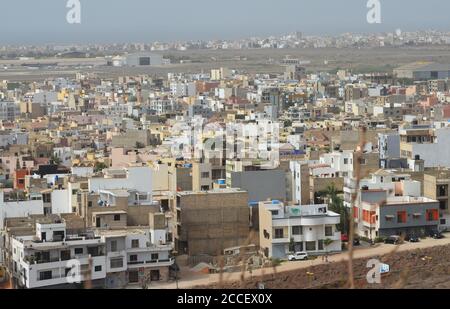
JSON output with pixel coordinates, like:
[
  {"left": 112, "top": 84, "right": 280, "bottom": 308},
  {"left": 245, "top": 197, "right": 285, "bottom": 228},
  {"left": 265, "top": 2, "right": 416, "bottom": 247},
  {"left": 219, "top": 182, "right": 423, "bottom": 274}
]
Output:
[{"left": 111, "top": 148, "right": 156, "bottom": 168}]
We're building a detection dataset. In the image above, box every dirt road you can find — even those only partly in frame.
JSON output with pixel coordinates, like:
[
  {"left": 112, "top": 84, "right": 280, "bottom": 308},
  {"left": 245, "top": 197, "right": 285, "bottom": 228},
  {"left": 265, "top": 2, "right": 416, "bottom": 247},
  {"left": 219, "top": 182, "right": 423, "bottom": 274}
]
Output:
[{"left": 148, "top": 235, "right": 450, "bottom": 289}]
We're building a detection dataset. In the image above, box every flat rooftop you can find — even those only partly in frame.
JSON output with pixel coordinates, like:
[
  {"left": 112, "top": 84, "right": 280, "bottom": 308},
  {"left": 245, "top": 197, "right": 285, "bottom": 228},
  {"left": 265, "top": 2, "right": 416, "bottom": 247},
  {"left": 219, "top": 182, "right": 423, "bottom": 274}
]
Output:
[{"left": 177, "top": 188, "right": 246, "bottom": 196}]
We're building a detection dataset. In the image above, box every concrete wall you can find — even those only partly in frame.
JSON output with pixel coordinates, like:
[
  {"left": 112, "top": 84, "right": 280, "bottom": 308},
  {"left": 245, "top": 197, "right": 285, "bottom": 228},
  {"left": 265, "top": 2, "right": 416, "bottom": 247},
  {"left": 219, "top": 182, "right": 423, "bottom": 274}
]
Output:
[
  {"left": 230, "top": 170, "right": 286, "bottom": 202},
  {"left": 177, "top": 191, "right": 250, "bottom": 256},
  {"left": 51, "top": 189, "right": 71, "bottom": 214},
  {"left": 89, "top": 167, "right": 152, "bottom": 194}
]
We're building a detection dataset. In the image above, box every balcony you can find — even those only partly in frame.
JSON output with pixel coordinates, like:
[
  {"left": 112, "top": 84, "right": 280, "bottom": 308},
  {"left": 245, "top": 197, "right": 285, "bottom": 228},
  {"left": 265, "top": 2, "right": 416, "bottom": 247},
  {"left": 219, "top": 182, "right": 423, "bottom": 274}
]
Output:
[
  {"left": 127, "top": 257, "right": 175, "bottom": 268},
  {"left": 126, "top": 244, "right": 173, "bottom": 253},
  {"left": 271, "top": 237, "right": 289, "bottom": 244}
]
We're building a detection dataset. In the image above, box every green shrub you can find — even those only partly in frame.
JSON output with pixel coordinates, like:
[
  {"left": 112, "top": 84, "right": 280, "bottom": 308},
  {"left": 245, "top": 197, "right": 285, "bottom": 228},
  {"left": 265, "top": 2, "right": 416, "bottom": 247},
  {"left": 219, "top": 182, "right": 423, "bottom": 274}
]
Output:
[
  {"left": 374, "top": 237, "right": 385, "bottom": 243},
  {"left": 271, "top": 258, "right": 282, "bottom": 267}
]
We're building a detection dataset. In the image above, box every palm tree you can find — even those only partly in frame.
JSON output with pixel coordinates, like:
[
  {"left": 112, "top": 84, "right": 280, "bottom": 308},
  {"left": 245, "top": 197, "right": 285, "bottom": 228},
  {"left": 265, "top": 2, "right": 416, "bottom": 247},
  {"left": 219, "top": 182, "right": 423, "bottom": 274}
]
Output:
[{"left": 325, "top": 184, "right": 349, "bottom": 235}]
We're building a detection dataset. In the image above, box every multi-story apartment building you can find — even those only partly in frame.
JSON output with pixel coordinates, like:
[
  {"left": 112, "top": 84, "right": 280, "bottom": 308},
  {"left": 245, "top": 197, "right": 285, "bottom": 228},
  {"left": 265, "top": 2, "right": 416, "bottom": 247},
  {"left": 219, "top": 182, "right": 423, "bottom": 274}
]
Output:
[
  {"left": 149, "top": 98, "right": 178, "bottom": 115},
  {"left": 378, "top": 132, "right": 401, "bottom": 164},
  {"left": 258, "top": 201, "right": 341, "bottom": 259},
  {"left": 424, "top": 169, "right": 450, "bottom": 230},
  {"left": 344, "top": 169, "right": 421, "bottom": 208},
  {"left": 7, "top": 220, "right": 107, "bottom": 289},
  {"left": 4, "top": 211, "right": 174, "bottom": 289},
  {"left": 399, "top": 125, "right": 450, "bottom": 168},
  {"left": 344, "top": 84, "right": 368, "bottom": 102},
  {"left": 174, "top": 188, "right": 249, "bottom": 256},
  {"left": 357, "top": 196, "right": 440, "bottom": 239},
  {"left": 0, "top": 101, "right": 20, "bottom": 121}
]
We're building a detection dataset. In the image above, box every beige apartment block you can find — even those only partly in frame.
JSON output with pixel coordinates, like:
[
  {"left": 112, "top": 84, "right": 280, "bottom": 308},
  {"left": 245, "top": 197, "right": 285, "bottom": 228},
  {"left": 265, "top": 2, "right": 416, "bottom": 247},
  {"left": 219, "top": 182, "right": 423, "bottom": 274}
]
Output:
[{"left": 174, "top": 189, "right": 250, "bottom": 256}]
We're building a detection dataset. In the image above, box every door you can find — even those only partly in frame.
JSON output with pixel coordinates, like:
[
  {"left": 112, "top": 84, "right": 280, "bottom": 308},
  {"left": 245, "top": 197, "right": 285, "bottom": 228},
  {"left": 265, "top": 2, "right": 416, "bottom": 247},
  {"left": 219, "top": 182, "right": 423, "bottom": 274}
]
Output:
[
  {"left": 96, "top": 217, "right": 101, "bottom": 228},
  {"left": 128, "top": 271, "right": 139, "bottom": 283},
  {"left": 150, "top": 270, "right": 160, "bottom": 281}
]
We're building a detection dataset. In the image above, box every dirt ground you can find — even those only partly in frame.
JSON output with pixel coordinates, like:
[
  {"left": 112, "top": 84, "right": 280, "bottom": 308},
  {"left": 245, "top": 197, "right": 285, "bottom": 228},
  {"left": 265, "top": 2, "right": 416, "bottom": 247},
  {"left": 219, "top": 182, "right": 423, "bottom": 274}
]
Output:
[
  {"left": 197, "top": 244, "right": 450, "bottom": 289},
  {"left": 3, "top": 46, "right": 450, "bottom": 81}
]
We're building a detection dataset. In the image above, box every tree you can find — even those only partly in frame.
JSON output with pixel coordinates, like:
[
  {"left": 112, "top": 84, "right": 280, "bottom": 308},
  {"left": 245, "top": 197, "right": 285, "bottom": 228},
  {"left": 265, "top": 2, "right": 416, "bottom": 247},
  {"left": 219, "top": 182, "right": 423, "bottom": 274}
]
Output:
[
  {"left": 94, "top": 162, "right": 107, "bottom": 173},
  {"left": 325, "top": 184, "right": 349, "bottom": 235}
]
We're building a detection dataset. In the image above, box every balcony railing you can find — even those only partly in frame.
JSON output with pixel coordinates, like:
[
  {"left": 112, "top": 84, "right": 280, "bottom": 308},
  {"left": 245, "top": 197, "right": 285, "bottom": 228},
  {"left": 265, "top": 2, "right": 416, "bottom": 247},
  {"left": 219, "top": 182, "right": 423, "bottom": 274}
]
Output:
[{"left": 127, "top": 257, "right": 174, "bottom": 266}]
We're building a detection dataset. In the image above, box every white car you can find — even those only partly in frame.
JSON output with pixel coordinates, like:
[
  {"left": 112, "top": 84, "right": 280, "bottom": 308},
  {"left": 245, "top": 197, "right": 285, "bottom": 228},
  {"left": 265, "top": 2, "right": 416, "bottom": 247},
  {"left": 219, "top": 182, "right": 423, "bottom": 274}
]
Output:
[{"left": 288, "top": 252, "right": 308, "bottom": 261}]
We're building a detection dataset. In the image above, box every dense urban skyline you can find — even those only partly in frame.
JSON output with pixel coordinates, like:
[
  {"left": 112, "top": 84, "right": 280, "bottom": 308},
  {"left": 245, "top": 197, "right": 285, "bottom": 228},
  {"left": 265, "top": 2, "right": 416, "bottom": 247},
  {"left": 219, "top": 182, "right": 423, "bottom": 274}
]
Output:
[{"left": 2, "top": 0, "right": 450, "bottom": 44}]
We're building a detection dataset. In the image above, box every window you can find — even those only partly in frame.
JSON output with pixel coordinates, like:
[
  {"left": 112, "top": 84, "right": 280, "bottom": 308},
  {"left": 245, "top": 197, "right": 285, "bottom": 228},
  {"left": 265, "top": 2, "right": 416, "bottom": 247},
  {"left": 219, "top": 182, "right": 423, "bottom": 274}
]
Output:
[
  {"left": 274, "top": 228, "right": 284, "bottom": 239},
  {"left": 292, "top": 226, "right": 302, "bottom": 235},
  {"left": 129, "top": 255, "right": 138, "bottom": 262},
  {"left": 318, "top": 240, "right": 324, "bottom": 250},
  {"left": 151, "top": 253, "right": 159, "bottom": 261},
  {"left": 426, "top": 209, "right": 439, "bottom": 221},
  {"left": 88, "top": 201, "right": 93, "bottom": 207},
  {"left": 72, "top": 189, "right": 78, "bottom": 195},
  {"left": 87, "top": 246, "right": 100, "bottom": 257},
  {"left": 437, "top": 185, "right": 448, "bottom": 197},
  {"left": 114, "top": 214, "right": 121, "bottom": 221},
  {"left": 129, "top": 270, "right": 139, "bottom": 283},
  {"left": 305, "top": 241, "right": 316, "bottom": 251},
  {"left": 110, "top": 258, "right": 123, "bottom": 269},
  {"left": 358, "top": 158, "right": 367, "bottom": 165},
  {"left": 271, "top": 210, "right": 279, "bottom": 216},
  {"left": 74, "top": 248, "right": 83, "bottom": 255},
  {"left": 440, "top": 219, "right": 446, "bottom": 225},
  {"left": 201, "top": 172, "right": 210, "bottom": 178},
  {"left": 131, "top": 239, "right": 139, "bottom": 248},
  {"left": 39, "top": 271, "right": 52, "bottom": 281},
  {"left": 325, "top": 226, "right": 333, "bottom": 237},
  {"left": 397, "top": 211, "right": 407, "bottom": 223},
  {"left": 263, "top": 229, "right": 270, "bottom": 239},
  {"left": 110, "top": 240, "right": 117, "bottom": 252},
  {"left": 94, "top": 265, "right": 102, "bottom": 272},
  {"left": 344, "top": 158, "right": 348, "bottom": 165}
]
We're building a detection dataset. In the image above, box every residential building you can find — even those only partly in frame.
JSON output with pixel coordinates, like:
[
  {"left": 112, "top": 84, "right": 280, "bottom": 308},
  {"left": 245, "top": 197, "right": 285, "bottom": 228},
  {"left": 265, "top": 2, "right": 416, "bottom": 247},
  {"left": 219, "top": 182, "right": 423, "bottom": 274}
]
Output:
[
  {"left": 174, "top": 189, "right": 249, "bottom": 256},
  {"left": 259, "top": 201, "right": 341, "bottom": 259}
]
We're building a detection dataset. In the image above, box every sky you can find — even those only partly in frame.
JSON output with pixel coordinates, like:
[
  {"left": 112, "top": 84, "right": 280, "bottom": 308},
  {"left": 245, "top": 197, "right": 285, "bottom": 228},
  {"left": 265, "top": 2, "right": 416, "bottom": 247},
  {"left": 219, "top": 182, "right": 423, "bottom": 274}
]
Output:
[{"left": 1, "top": 0, "right": 450, "bottom": 44}]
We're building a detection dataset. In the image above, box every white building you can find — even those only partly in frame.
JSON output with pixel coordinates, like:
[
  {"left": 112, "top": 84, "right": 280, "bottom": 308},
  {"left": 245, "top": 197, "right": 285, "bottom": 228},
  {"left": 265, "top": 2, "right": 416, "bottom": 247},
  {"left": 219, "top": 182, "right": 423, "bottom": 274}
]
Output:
[
  {"left": 319, "top": 150, "right": 354, "bottom": 178},
  {"left": 7, "top": 215, "right": 174, "bottom": 289},
  {"left": 0, "top": 192, "right": 44, "bottom": 229},
  {"left": 10, "top": 221, "right": 107, "bottom": 289},
  {"left": 170, "top": 82, "right": 196, "bottom": 97},
  {"left": 88, "top": 167, "right": 153, "bottom": 196},
  {"left": 259, "top": 200, "right": 341, "bottom": 259},
  {"left": 343, "top": 169, "right": 421, "bottom": 209},
  {"left": 0, "top": 101, "right": 20, "bottom": 121},
  {"left": 400, "top": 126, "right": 450, "bottom": 168},
  {"left": 149, "top": 98, "right": 178, "bottom": 115}
]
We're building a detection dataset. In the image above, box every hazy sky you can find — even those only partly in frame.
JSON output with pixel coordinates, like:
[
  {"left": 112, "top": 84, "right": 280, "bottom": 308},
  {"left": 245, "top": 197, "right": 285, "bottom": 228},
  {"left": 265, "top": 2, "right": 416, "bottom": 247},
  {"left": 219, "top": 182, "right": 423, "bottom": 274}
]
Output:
[{"left": 1, "top": 0, "right": 450, "bottom": 44}]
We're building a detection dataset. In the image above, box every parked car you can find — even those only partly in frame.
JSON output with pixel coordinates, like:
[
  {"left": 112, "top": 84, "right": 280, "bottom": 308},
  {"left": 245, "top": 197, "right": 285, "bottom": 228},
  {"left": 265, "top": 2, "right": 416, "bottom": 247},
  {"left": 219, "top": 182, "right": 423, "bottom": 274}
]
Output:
[
  {"left": 288, "top": 252, "right": 308, "bottom": 261},
  {"left": 353, "top": 238, "right": 361, "bottom": 246},
  {"left": 341, "top": 234, "right": 349, "bottom": 242},
  {"left": 384, "top": 235, "right": 402, "bottom": 245},
  {"left": 430, "top": 232, "right": 444, "bottom": 239},
  {"left": 405, "top": 235, "right": 420, "bottom": 243}
]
